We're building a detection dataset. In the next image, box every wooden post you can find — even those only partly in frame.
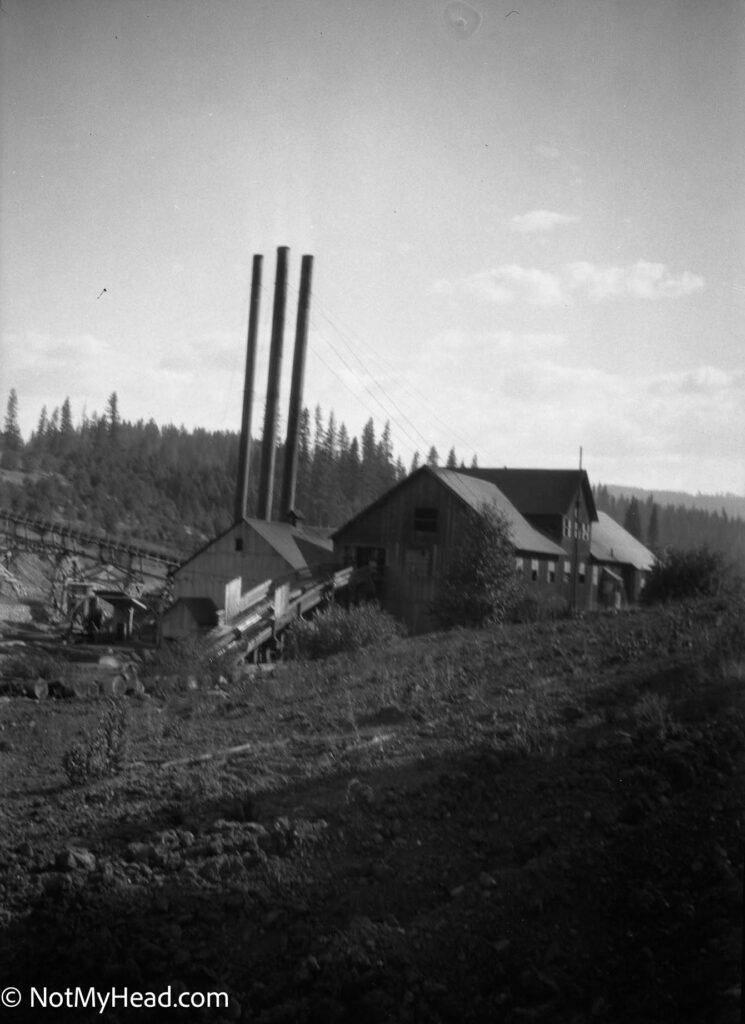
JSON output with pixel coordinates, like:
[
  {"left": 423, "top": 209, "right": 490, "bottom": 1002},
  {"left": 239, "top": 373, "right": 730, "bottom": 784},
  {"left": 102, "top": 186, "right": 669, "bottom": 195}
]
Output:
[
  {"left": 257, "top": 247, "right": 289, "bottom": 521},
  {"left": 234, "top": 254, "right": 263, "bottom": 524},
  {"left": 281, "top": 254, "right": 313, "bottom": 519}
]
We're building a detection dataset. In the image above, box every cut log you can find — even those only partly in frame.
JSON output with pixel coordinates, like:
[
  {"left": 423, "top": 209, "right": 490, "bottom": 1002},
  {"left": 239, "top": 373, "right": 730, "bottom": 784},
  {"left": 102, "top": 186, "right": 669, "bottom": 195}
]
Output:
[
  {"left": 98, "top": 675, "right": 127, "bottom": 697},
  {"left": 24, "top": 679, "right": 49, "bottom": 700}
]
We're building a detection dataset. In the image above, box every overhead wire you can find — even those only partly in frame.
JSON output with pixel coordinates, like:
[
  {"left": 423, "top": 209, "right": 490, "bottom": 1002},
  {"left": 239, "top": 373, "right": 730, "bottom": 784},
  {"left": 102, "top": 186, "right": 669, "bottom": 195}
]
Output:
[{"left": 310, "top": 295, "right": 484, "bottom": 461}]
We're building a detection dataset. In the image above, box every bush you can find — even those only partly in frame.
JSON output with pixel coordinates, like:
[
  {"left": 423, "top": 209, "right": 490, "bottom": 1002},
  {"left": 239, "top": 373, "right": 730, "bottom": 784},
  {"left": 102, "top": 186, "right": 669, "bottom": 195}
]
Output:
[
  {"left": 433, "top": 502, "right": 519, "bottom": 629},
  {"left": 62, "top": 698, "right": 128, "bottom": 785},
  {"left": 642, "top": 547, "right": 732, "bottom": 604},
  {"left": 285, "top": 603, "right": 402, "bottom": 660}
]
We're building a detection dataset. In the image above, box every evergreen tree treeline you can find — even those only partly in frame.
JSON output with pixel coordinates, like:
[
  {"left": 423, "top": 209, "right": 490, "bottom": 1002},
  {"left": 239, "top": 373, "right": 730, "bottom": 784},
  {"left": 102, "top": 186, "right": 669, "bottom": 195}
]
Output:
[
  {"left": 0, "top": 392, "right": 408, "bottom": 553},
  {"left": 594, "top": 485, "right": 745, "bottom": 573}
]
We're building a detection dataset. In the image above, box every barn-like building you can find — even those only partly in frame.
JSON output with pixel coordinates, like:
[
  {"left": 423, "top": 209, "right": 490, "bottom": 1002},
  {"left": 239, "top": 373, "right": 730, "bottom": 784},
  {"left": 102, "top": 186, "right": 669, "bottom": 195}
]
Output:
[{"left": 332, "top": 466, "right": 593, "bottom": 632}]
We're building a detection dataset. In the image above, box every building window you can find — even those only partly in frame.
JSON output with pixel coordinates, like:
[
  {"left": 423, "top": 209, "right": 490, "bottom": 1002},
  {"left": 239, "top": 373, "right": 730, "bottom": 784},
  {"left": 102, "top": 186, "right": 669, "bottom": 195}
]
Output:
[
  {"left": 235, "top": 537, "right": 243, "bottom": 552},
  {"left": 548, "top": 561, "right": 556, "bottom": 583},
  {"left": 563, "top": 560, "right": 571, "bottom": 584},
  {"left": 515, "top": 557, "right": 523, "bottom": 574},
  {"left": 563, "top": 518, "right": 571, "bottom": 538},
  {"left": 578, "top": 562, "right": 586, "bottom": 583},
  {"left": 592, "top": 565, "right": 599, "bottom": 586},
  {"left": 414, "top": 507, "right": 438, "bottom": 532},
  {"left": 581, "top": 522, "right": 590, "bottom": 541},
  {"left": 531, "top": 559, "right": 539, "bottom": 582}
]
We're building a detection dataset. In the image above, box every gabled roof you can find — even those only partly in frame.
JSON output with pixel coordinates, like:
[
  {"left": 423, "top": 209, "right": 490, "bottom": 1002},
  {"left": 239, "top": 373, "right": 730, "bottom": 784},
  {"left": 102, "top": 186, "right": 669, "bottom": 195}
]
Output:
[
  {"left": 333, "top": 466, "right": 565, "bottom": 558},
  {"left": 433, "top": 470, "right": 566, "bottom": 557},
  {"left": 174, "top": 517, "right": 333, "bottom": 575},
  {"left": 249, "top": 518, "right": 333, "bottom": 570},
  {"left": 590, "top": 511, "right": 656, "bottom": 571},
  {"left": 459, "top": 468, "right": 598, "bottom": 521}
]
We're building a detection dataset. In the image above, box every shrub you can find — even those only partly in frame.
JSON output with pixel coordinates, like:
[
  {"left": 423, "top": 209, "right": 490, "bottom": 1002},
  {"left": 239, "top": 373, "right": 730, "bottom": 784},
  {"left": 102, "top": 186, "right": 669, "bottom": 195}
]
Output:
[
  {"left": 642, "top": 547, "right": 733, "bottom": 604},
  {"left": 285, "top": 603, "right": 402, "bottom": 660},
  {"left": 433, "top": 502, "right": 519, "bottom": 629},
  {"left": 62, "top": 698, "right": 128, "bottom": 785}
]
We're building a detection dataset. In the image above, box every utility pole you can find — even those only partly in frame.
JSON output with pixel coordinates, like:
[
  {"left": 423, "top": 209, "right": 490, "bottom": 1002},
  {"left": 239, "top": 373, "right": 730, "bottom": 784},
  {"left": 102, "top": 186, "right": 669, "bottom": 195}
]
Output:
[{"left": 571, "top": 446, "right": 583, "bottom": 612}]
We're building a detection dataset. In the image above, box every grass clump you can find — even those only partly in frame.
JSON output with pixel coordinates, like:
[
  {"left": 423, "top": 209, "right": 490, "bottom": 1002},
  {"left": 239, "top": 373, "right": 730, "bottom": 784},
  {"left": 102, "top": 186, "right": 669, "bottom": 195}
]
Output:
[
  {"left": 62, "top": 698, "right": 128, "bottom": 785},
  {"left": 285, "top": 603, "right": 402, "bottom": 661}
]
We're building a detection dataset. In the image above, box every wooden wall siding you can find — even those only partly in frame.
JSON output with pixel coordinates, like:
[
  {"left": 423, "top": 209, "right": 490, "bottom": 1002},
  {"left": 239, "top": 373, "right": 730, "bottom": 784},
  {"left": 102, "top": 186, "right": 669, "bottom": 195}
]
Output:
[
  {"left": 335, "top": 472, "right": 471, "bottom": 632},
  {"left": 173, "top": 525, "right": 291, "bottom": 609}
]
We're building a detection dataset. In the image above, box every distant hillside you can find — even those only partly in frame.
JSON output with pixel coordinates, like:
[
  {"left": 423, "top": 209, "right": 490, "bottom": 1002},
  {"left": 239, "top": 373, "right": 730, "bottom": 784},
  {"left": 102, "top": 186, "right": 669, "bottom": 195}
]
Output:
[{"left": 602, "top": 485, "right": 745, "bottom": 522}]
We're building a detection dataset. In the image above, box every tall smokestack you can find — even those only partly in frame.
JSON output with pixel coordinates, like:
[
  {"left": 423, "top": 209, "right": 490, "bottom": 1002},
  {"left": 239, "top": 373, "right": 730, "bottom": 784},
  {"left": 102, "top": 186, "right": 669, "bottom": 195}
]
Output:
[
  {"left": 234, "top": 254, "right": 263, "bottom": 524},
  {"left": 256, "top": 246, "right": 289, "bottom": 521},
  {"left": 281, "top": 254, "right": 313, "bottom": 520}
]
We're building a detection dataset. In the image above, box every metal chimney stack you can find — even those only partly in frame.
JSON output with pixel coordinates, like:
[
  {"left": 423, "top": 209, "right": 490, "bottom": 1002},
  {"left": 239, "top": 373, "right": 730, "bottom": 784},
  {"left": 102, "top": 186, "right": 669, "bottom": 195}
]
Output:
[
  {"left": 233, "top": 254, "right": 262, "bottom": 524},
  {"left": 256, "top": 246, "right": 289, "bottom": 521},
  {"left": 280, "top": 254, "right": 313, "bottom": 520}
]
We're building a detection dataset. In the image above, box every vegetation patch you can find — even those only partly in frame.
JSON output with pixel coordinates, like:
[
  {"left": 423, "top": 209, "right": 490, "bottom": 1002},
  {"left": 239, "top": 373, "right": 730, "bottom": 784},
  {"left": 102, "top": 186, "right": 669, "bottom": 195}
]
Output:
[{"left": 285, "top": 602, "right": 402, "bottom": 660}]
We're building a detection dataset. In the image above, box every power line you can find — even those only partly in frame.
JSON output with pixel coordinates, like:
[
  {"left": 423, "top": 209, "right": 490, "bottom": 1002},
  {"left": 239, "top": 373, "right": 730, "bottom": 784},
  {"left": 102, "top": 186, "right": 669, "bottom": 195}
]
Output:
[{"left": 310, "top": 296, "right": 483, "bottom": 460}]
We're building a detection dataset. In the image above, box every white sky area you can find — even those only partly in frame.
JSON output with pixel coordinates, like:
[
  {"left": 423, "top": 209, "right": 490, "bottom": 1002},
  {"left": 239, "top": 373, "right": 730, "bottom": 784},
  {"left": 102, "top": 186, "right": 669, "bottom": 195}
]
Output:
[{"left": 1, "top": 0, "right": 744, "bottom": 495}]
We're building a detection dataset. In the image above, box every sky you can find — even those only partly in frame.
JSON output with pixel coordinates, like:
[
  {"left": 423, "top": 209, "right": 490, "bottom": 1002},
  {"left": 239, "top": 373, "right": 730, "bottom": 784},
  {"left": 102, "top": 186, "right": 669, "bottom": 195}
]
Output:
[{"left": 2, "top": 0, "right": 744, "bottom": 496}]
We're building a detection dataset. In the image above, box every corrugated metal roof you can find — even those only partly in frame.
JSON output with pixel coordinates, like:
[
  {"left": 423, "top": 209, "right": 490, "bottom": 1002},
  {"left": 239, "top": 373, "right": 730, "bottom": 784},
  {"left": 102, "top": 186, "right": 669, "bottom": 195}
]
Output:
[
  {"left": 590, "top": 512, "right": 656, "bottom": 571},
  {"left": 434, "top": 469, "right": 566, "bottom": 557},
  {"left": 459, "top": 468, "right": 598, "bottom": 521}
]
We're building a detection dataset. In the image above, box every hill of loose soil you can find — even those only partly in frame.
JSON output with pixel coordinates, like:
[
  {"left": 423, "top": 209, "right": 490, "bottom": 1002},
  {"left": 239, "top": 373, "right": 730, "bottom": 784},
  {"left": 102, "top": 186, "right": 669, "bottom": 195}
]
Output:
[{"left": 0, "top": 599, "right": 743, "bottom": 1023}]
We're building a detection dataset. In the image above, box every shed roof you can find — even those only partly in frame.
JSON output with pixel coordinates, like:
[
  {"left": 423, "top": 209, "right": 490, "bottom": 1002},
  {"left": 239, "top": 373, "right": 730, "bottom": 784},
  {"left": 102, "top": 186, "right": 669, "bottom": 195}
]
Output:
[
  {"left": 459, "top": 468, "right": 598, "bottom": 521},
  {"left": 590, "top": 512, "right": 656, "bottom": 571}
]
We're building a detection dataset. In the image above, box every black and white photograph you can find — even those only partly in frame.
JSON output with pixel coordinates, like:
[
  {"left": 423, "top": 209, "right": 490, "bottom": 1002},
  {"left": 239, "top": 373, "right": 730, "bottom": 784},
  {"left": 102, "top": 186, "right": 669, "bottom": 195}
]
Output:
[{"left": 1, "top": 1, "right": 743, "bottom": 1021}]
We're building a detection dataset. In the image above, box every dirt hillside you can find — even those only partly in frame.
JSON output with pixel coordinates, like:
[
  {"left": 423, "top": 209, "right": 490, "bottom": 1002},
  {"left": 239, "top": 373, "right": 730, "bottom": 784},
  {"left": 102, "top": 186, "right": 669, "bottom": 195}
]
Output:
[{"left": 0, "top": 598, "right": 743, "bottom": 1023}]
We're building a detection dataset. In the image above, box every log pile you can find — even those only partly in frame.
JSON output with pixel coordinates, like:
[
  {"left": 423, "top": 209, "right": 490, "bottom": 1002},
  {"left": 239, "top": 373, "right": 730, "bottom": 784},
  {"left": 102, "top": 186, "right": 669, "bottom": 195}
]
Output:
[{"left": 0, "top": 652, "right": 146, "bottom": 701}]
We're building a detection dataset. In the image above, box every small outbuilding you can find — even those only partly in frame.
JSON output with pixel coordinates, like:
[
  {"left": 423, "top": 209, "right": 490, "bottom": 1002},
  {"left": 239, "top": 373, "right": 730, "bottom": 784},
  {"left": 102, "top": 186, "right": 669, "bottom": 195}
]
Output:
[{"left": 170, "top": 516, "right": 334, "bottom": 616}]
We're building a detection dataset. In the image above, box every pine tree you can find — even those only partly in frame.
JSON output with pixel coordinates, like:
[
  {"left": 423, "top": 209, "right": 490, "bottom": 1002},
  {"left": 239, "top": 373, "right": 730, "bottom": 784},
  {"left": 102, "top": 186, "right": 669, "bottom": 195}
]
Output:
[
  {"left": 446, "top": 447, "right": 457, "bottom": 469},
  {"left": 426, "top": 445, "right": 439, "bottom": 467},
  {"left": 470, "top": 454, "right": 478, "bottom": 469},
  {"left": 60, "top": 397, "right": 74, "bottom": 435},
  {"left": 647, "top": 502, "right": 660, "bottom": 551},
  {"left": 3, "top": 389, "right": 22, "bottom": 450},
  {"left": 410, "top": 451, "right": 420, "bottom": 474},
  {"left": 623, "top": 497, "right": 644, "bottom": 542},
  {"left": 107, "top": 392, "right": 120, "bottom": 439}
]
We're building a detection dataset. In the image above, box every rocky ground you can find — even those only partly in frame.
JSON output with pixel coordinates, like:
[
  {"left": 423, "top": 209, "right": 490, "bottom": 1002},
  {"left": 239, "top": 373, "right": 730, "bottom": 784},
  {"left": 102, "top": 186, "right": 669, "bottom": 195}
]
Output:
[{"left": 0, "top": 598, "right": 743, "bottom": 1023}]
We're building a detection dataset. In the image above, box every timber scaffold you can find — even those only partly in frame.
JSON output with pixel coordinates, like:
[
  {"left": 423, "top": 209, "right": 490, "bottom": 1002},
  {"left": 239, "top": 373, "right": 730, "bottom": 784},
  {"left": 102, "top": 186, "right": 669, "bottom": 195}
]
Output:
[
  {"left": 204, "top": 564, "right": 373, "bottom": 663},
  {"left": 0, "top": 508, "right": 181, "bottom": 580}
]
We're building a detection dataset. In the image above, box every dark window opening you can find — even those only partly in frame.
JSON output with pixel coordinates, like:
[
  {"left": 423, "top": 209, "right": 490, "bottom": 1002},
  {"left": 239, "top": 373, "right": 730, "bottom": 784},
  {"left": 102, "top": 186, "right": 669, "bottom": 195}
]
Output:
[
  {"left": 414, "top": 507, "right": 438, "bottom": 532},
  {"left": 235, "top": 537, "right": 243, "bottom": 552}
]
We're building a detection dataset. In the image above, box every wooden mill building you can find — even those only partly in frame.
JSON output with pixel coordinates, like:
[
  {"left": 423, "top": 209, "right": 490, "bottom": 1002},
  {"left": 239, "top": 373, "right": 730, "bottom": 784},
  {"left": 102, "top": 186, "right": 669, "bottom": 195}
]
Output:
[{"left": 332, "top": 466, "right": 577, "bottom": 632}]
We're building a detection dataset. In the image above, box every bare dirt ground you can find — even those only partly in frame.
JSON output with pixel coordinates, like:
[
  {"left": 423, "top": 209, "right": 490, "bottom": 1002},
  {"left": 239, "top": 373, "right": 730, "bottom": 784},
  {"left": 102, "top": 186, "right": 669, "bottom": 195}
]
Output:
[{"left": 0, "top": 599, "right": 743, "bottom": 1023}]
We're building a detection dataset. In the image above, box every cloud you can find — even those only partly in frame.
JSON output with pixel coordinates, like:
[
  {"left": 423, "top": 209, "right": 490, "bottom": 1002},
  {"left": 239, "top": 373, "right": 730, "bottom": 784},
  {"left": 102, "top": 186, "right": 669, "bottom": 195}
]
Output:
[
  {"left": 435, "top": 260, "right": 704, "bottom": 307},
  {"left": 534, "top": 143, "right": 561, "bottom": 160},
  {"left": 437, "top": 265, "right": 567, "bottom": 306},
  {"left": 511, "top": 210, "right": 578, "bottom": 234},
  {"left": 567, "top": 261, "right": 704, "bottom": 300}
]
